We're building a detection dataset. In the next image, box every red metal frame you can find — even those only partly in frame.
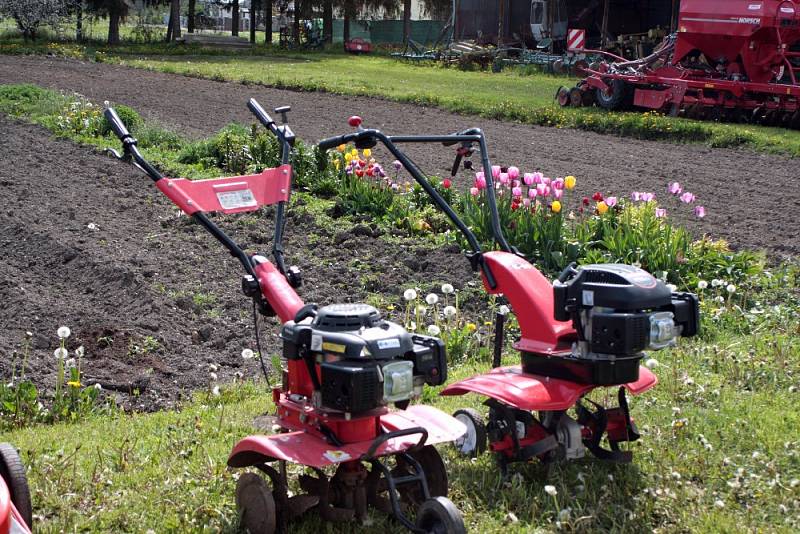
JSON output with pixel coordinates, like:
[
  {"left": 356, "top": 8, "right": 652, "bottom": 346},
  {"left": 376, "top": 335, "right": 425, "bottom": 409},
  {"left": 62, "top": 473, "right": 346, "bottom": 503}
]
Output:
[{"left": 0, "top": 479, "right": 31, "bottom": 534}]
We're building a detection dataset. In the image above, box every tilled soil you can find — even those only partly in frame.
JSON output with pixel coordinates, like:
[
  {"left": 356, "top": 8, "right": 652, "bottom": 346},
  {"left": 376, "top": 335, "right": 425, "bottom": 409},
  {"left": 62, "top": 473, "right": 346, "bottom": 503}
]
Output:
[
  {"left": 0, "top": 116, "right": 473, "bottom": 409},
  {"left": 1, "top": 55, "right": 798, "bottom": 256}
]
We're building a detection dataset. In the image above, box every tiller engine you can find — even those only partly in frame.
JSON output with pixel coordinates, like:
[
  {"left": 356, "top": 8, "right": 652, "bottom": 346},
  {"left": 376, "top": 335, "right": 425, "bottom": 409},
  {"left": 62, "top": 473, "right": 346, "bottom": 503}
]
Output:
[
  {"left": 317, "top": 116, "right": 700, "bottom": 473},
  {"left": 104, "top": 101, "right": 467, "bottom": 533},
  {"left": 561, "top": 0, "right": 800, "bottom": 128}
]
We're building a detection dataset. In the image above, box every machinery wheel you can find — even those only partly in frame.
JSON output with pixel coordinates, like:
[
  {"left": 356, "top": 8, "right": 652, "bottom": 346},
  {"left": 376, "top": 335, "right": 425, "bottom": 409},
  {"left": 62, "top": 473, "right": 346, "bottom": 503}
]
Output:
[
  {"left": 569, "top": 87, "right": 585, "bottom": 107},
  {"left": 236, "top": 472, "right": 277, "bottom": 534},
  {"left": 595, "top": 79, "right": 632, "bottom": 111},
  {"left": 0, "top": 443, "right": 32, "bottom": 528},
  {"left": 452, "top": 408, "right": 487, "bottom": 458},
  {"left": 791, "top": 110, "right": 800, "bottom": 130},
  {"left": 556, "top": 86, "right": 571, "bottom": 107},
  {"left": 407, "top": 445, "right": 449, "bottom": 499},
  {"left": 572, "top": 59, "right": 589, "bottom": 76},
  {"left": 415, "top": 496, "right": 466, "bottom": 534},
  {"left": 552, "top": 59, "right": 565, "bottom": 75}
]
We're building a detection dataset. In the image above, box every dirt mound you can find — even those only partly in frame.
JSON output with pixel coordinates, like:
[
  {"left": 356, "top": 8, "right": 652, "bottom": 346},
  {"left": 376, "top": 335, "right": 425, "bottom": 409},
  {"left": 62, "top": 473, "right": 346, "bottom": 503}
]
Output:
[
  {"left": 1, "top": 55, "right": 798, "bottom": 256},
  {"left": 0, "top": 116, "right": 473, "bottom": 409}
]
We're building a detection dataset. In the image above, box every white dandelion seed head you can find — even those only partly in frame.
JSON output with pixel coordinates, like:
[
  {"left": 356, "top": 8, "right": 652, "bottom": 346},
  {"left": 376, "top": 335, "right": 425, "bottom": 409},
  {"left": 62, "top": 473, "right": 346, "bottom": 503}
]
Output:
[
  {"left": 211, "top": 385, "right": 220, "bottom": 397},
  {"left": 427, "top": 324, "right": 441, "bottom": 336},
  {"left": 644, "top": 358, "right": 659, "bottom": 370},
  {"left": 75, "top": 345, "right": 85, "bottom": 358},
  {"left": 53, "top": 347, "right": 68, "bottom": 359},
  {"left": 64, "top": 358, "right": 76, "bottom": 369},
  {"left": 544, "top": 485, "right": 558, "bottom": 497},
  {"left": 87, "top": 223, "right": 98, "bottom": 231},
  {"left": 443, "top": 305, "right": 457, "bottom": 319},
  {"left": 209, "top": 372, "right": 218, "bottom": 382},
  {"left": 714, "top": 499, "right": 725, "bottom": 509},
  {"left": 441, "top": 283, "right": 454, "bottom": 294},
  {"left": 403, "top": 289, "right": 418, "bottom": 301},
  {"left": 697, "top": 280, "right": 708, "bottom": 290},
  {"left": 498, "top": 305, "right": 510, "bottom": 316},
  {"left": 726, "top": 284, "right": 736, "bottom": 294},
  {"left": 425, "top": 293, "right": 439, "bottom": 306},
  {"left": 94, "top": 383, "right": 102, "bottom": 390},
  {"left": 241, "top": 348, "right": 255, "bottom": 360},
  {"left": 57, "top": 326, "right": 71, "bottom": 339}
]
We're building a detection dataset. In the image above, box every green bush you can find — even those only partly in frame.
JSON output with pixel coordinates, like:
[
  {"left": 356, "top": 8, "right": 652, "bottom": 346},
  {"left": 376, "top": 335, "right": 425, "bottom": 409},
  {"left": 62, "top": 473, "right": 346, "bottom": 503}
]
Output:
[{"left": 100, "top": 104, "right": 143, "bottom": 136}]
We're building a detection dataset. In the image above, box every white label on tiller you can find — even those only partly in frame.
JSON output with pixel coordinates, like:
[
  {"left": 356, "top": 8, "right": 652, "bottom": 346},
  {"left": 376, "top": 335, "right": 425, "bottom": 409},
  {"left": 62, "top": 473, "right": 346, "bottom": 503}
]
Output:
[{"left": 217, "top": 189, "right": 257, "bottom": 210}]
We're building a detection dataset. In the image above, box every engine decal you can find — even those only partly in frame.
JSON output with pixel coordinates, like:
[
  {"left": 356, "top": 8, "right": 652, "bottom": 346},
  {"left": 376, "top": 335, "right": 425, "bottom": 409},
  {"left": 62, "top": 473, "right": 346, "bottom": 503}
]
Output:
[
  {"left": 323, "top": 450, "right": 352, "bottom": 463},
  {"left": 377, "top": 338, "right": 401, "bottom": 349},
  {"left": 216, "top": 188, "right": 257, "bottom": 210}
]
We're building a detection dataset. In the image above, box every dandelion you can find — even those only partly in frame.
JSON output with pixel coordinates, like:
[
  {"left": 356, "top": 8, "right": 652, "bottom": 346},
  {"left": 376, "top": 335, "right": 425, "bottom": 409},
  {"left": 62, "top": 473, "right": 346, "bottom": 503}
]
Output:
[
  {"left": 94, "top": 383, "right": 102, "bottom": 391},
  {"left": 53, "top": 347, "right": 68, "bottom": 359},
  {"left": 404, "top": 289, "right": 418, "bottom": 301},
  {"left": 466, "top": 323, "right": 477, "bottom": 332},
  {"left": 209, "top": 372, "right": 218, "bottom": 381},
  {"left": 211, "top": 385, "right": 221, "bottom": 397},
  {"left": 441, "top": 283, "right": 454, "bottom": 294},
  {"left": 75, "top": 346, "right": 84, "bottom": 358},
  {"left": 425, "top": 293, "right": 439, "bottom": 305},
  {"left": 714, "top": 499, "right": 725, "bottom": 509},
  {"left": 697, "top": 280, "right": 708, "bottom": 290},
  {"left": 67, "top": 380, "right": 82, "bottom": 388},
  {"left": 726, "top": 284, "right": 736, "bottom": 294},
  {"left": 564, "top": 175, "right": 576, "bottom": 189},
  {"left": 498, "top": 305, "right": 510, "bottom": 316},
  {"left": 711, "top": 279, "right": 724, "bottom": 287},
  {"left": 427, "top": 324, "right": 441, "bottom": 336},
  {"left": 544, "top": 485, "right": 558, "bottom": 497},
  {"left": 443, "top": 305, "right": 457, "bottom": 319},
  {"left": 645, "top": 358, "right": 659, "bottom": 369},
  {"left": 57, "top": 326, "right": 71, "bottom": 339},
  {"left": 65, "top": 358, "right": 76, "bottom": 369}
]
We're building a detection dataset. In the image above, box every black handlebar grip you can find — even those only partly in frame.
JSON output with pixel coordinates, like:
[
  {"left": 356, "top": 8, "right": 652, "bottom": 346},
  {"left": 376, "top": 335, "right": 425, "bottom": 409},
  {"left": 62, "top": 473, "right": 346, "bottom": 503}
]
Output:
[
  {"left": 248, "top": 98, "right": 274, "bottom": 127},
  {"left": 318, "top": 134, "right": 350, "bottom": 151},
  {"left": 556, "top": 262, "right": 579, "bottom": 283},
  {"left": 103, "top": 107, "right": 131, "bottom": 141}
]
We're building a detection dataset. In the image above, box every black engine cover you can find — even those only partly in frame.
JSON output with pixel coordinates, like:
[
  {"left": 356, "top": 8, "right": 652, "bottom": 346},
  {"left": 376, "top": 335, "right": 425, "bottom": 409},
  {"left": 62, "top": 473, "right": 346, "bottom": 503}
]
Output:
[{"left": 320, "top": 360, "right": 382, "bottom": 413}]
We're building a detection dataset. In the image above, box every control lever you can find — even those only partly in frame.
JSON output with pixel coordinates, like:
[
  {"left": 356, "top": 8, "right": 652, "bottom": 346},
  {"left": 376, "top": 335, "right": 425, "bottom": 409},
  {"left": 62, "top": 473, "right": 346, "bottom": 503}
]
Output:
[{"left": 275, "top": 105, "right": 291, "bottom": 124}]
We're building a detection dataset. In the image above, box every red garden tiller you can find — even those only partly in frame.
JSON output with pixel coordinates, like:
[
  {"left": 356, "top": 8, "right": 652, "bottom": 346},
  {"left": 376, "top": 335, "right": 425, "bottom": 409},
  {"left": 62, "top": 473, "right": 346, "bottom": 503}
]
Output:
[
  {"left": 104, "top": 101, "right": 467, "bottom": 533},
  {"left": 318, "top": 117, "right": 700, "bottom": 473},
  {"left": 0, "top": 443, "right": 32, "bottom": 534}
]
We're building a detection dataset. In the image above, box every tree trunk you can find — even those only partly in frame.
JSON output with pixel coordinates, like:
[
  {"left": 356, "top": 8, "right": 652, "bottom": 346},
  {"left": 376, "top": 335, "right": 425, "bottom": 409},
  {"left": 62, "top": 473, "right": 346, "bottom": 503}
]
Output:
[
  {"left": 265, "top": 0, "right": 272, "bottom": 44},
  {"left": 323, "top": 0, "right": 332, "bottom": 44},
  {"left": 403, "top": 0, "right": 411, "bottom": 44},
  {"left": 76, "top": 3, "right": 83, "bottom": 42},
  {"left": 250, "top": 0, "right": 259, "bottom": 43},
  {"left": 170, "top": 0, "right": 182, "bottom": 40},
  {"left": 497, "top": 0, "right": 504, "bottom": 45},
  {"left": 232, "top": 0, "right": 239, "bottom": 36},
  {"left": 343, "top": 12, "right": 350, "bottom": 44},
  {"left": 108, "top": 8, "right": 121, "bottom": 45},
  {"left": 188, "top": 0, "right": 196, "bottom": 33},
  {"left": 293, "top": 0, "right": 300, "bottom": 47}
]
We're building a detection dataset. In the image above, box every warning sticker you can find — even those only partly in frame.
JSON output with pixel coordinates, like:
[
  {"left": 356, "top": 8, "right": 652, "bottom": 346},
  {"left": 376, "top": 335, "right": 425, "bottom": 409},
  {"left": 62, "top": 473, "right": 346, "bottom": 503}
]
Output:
[
  {"left": 323, "top": 450, "right": 351, "bottom": 463},
  {"left": 217, "top": 189, "right": 257, "bottom": 210},
  {"left": 377, "top": 338, "right": 401, "bottom": 350}
]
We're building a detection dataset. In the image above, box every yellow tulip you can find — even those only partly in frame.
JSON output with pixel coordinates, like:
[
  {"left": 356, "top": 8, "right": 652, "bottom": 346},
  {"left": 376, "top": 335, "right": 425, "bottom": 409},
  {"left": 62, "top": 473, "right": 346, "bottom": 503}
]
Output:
[
  {"left": 551, "top": 200, "right": 562, "bottom": 213},
  {"left": 597, "top": 201, "right": 609, "bottom": 215},
  {"left": 350, "top": 148, "right": 359, "bottom": 158},
  {"left": 564, "top": 175, "right": 576, "bottom": 190},
  {"left": 344, "top": 153, "right": 353, "bottom": 162},
  {"left": 336, "top": 144, "right": 346, "bottom": 153},
  {"left": 362, "top": 148, "right": 372, "bottom": 158},
  {"left": 334, "top": 159, "right": 341, "bottom": 169}
]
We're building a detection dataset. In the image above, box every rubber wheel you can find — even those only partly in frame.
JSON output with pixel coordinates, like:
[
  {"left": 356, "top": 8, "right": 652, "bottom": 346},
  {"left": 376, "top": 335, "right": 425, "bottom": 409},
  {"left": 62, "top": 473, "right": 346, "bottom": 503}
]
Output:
[
  {"left": 572, "top": 59, "right": 589, "bottom": 76},
  {"left": 415, "top": 496, "right": 466, "bottom": 534},
  {"left": 791, "top": 110, "right": 800, "bottom": 130},
  {"left": 569, "top": 87, "right": 585, "bottom": 107},
  {"left": 595, "top": 79, "right": 632, "bottom": 111},
  {"left": 452, "top": 408, "right": 487, "bottom": 458},
  {"left": 236, "top": 472, "right": 277, "bottom": 534},
  {"left": 556, "top": 86, "right": 571, "bottom": 107},
  {"left": 408, "top": 445, "right": 449, "bottom": 498},
  {"left": 0, "top": 443, "right": 32, "bottom": 529}
]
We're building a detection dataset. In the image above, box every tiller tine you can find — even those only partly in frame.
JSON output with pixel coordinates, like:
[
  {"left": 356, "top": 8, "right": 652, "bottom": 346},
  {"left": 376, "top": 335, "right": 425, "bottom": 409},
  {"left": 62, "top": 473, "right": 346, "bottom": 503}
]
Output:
[
  {"left": 576, "top": 387, "right": 640, "bottom": 463},
  {"left": 286, "top": 495, "right": 321, "bottom": 518}
]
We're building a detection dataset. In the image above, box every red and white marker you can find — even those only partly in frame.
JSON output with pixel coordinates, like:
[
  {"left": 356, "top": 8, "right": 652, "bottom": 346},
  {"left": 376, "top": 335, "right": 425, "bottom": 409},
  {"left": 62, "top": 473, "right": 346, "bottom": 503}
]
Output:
[{"left": 567, "top": 28, "right": 586, "bottom": 51}]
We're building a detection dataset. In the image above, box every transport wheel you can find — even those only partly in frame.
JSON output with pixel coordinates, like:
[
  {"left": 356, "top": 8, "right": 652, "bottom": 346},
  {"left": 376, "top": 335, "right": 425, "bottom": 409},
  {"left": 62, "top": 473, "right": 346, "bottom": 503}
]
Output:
[
  {"left": 791, "top": 110, "right": 800, "bottom": 130},
  {"left": 595, "top": 79, "right": 632, "bottom": 110},
  {"left": 556, "top": 86, "right": 571, "bottom": 107},
  {"left": 572, "top": 59, "right": 589, "bottom": 76},
  {"left": 569, "top": 87, "right": 585, "bottom": 107},
  {"left": 415, "top": 496, "right": 466, "bottom": 534},
  {"left": 452, "top": 408, "right": 487, "bottom": 458},
  {"left": 236, "top": 472, "right": 277, "bottom": 534},
  {"left": 0, "top": 443, "right": 32, "bottom": 528}
]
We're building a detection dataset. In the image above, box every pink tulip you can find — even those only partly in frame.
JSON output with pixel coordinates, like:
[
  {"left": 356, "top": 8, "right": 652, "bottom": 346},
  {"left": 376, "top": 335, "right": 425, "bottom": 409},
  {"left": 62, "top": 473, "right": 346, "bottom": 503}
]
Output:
[
  {"left": 542, "top": 177, "right": 551, "bottom": 186},
  {"left": 694, "top": 205, "right": 706, "bottom": 218},
  {"left": 512, "top": 186, "right": 522, "bottom": 197},
  {"left": 655, "top": 208, "right": 667, "bottom": 218},
  {"left": 475, "top": 173, "right": 487, "bottom": 190},
  {"left": 507, "top": 166, "right": 520, "bottom": 180},
  {"left": 641, "top": 192, "right": 655, "bottom": 202},
  {"left": 631, "top": 191, "right": 641, "bottom": 201},
  {"left": 528, "top": 188, "right": 537, "bottom": 198},
  {"left": 606, "top": 196, "right": 617, "bottom": 207},
  {"left": 523, "top": 173, "right": 535, "bottom": 185},
  {"left": 492, "top": 165, "right": 501, "bottom": 178},
  {"left": 680, "top": 192, "right": 696, "bottom": 204},
  {"left": 536, "top": 183, "right": 547, "bottom": 196},
  {"left": 522, "top": 198, "right": 531, "bottom": 207},
  {"left": 553, "top": 188, "right": 563, "bottom": 200},
  {"left": 552, "top": 178, "right": 564, "bottom": 190},
  {"left": 499, "top": 173, "right": 510, "bottom": 185},
  {"left": 668, "top": 182, "right": 682, "bottom": 195},
  {"left": 470, "top": 187, "right": 479, "bottom": 196},
  {"left": 533, "top": 172, "right": 543, "bottom": 184},
  {"left": 512, "top": 180, "right": 520, "bottom": 188}
]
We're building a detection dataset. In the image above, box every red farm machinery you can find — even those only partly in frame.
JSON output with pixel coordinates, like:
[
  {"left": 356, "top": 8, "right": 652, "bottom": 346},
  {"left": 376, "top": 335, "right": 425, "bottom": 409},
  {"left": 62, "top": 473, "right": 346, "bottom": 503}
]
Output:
[{"left": 560, "top": 0, "right": 800, "bottom": 128}]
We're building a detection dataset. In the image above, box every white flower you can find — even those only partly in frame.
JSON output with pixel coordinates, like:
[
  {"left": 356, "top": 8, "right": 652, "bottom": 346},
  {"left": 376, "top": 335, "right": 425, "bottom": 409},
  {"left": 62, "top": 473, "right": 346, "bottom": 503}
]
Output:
[
  {"left": 403, "top": 289, "right": 418, "bottom": 301},
  {"left": 208, "top": 363, "right": 218, "bottom": 372},
  {"left": 87, "top": 223, "right": 98, "bottom": 231},
  {"left": 94, "top": 383, "right": 102, "bottom": 391},
  {"left": 544, "top": 485, "right": 558, "bottom": 497},
  {"left": 716, "top": 296, "right": 726, "bottom": 304},
  {"left": 711, "top": 279, "right": 723, "bottom": 287},
  {"left": 644, "top": 358, "right": 659, "bottom": 370},
  {"left": 790, "top": 479, "right": 800, "bottom": 488},
  {"left": 558, "top": 508, "right": 571, "bottom": 521},
  {"left": 697, "top": 280, "right": 708, "bottom": 290},
  {"left": 441, "top": 283, "right": 454, "bottom": 294},
  {"left": 65, "top": 358, "right": 76, "bottom": 369},
  {"left": 425, "top": 293, "right": 439, "bottom": 305},
  {"left": 53, "top": 347, "right": 68, "bottom": 359},
  {"left": 25, "top": 331, "right": 33, "bottom": 338},
  {"left": 209, "top": 372, "right": 218, "bottom": 381},
  {"left": 57, "top": 326, "right": 71, "bottom": 339},
  {"left": 241, "top": 348, "right": 255, "bottom": 360},
  {"left": 714, "top": 499, "right": 725, "bottom": 509},
  {"left": 498, "top": 305, "right": 510, "bottom": 316},
  {"left": 427, "top": 324, "right": 441, "bottom": 336},
  {"left": 726, "top": 284, "right": 736, "bottom": 294},
  {"left": 103, "top": 100, "right": 110, "bottom": 108},
  {"left": 443, "top": 305, "right": 457, "bottom": 319},
  {"left": 75, "top": 346, "right": 84, "bottom": 358},
  {"left": 211, "top": 385, "right": 220, "bottom": 397}
]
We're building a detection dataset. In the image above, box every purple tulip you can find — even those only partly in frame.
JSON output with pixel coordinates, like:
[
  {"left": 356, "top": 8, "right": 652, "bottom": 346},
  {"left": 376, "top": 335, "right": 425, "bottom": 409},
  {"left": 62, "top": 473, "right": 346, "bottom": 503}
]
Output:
[
  {"left": 553, "top": 178, "right": 564, "bottom": 190},
  {"left": 668, "top": 182, "right": 682, "bottom": 195},
  {"left": 694, "top": 205, "right": 706, "bottom": 218},
  {"left": 523, "top": 173, "right": 535, "bottom": 185},
  {"left": 631, "top": 191, "right": 641, "bottom": 201},
  {"left": 507, "top": 166, "right": 520, "bottom": 180},
  {"left": 393, "top": 160, "right": 402, "bottom": 171},
  {"left": 655, "top": 208, "right": 667, "bottom": 218},
  {"left": 606, "top": 196, "right": 617, "bottom": 207},
  {"left": 680, "top": 192, "right": 696, "bottom": 204},
  {"left": 641, "top": 192, "right": 655, "bottom": 202}
]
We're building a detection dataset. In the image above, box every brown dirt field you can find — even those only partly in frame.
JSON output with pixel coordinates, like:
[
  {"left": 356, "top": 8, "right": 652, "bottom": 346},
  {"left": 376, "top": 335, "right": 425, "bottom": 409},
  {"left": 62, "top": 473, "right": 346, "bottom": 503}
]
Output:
[{"left": 0, "top": 55, "right": 798, "bottom": 257}]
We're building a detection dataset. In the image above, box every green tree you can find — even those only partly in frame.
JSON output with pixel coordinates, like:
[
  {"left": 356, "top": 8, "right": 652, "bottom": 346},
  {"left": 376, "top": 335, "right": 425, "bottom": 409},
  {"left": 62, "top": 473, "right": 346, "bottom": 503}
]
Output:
[{"left": 86, "top": 0, "right": 128, "bottom": 44}]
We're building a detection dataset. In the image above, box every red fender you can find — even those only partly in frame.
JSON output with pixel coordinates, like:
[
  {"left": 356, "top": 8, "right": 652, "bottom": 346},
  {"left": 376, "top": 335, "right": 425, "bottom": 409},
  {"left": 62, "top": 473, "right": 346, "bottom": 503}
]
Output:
[
  {"left": 441, "top": 365, "right": 657, "bottom": 411},
  {"left": 0, "top": 478, "right": 31, "bottom": 534},
  {"left": 228, "top": 405, "right": 466, "bottom": 469}
]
